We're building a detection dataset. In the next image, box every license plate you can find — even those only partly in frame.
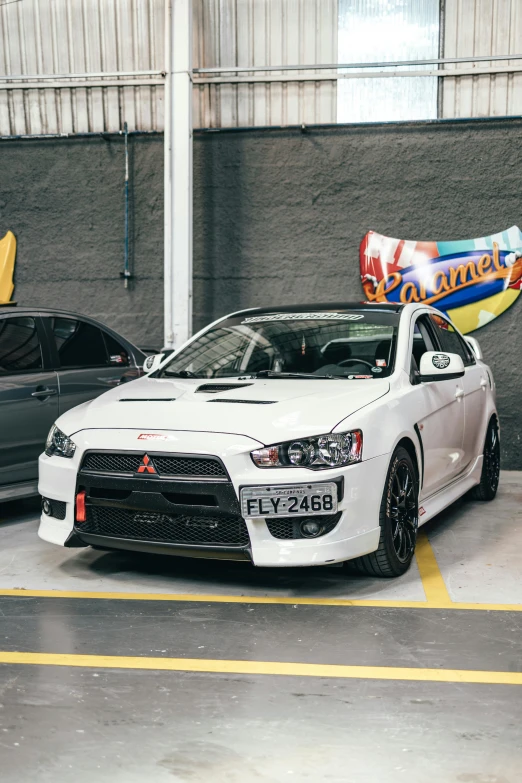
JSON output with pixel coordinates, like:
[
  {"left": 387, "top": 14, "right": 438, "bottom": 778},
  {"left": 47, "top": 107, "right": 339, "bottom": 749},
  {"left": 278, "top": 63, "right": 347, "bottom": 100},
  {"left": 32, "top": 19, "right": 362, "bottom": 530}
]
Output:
[{"left": 241, "top": 483, "right": 337, "bottom": 518}]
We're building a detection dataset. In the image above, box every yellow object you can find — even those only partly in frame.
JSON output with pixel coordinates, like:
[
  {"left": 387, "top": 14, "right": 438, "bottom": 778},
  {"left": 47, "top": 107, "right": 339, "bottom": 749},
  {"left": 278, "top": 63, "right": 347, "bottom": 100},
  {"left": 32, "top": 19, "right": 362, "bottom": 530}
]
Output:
[
  {"left": 0, "top": 230, "right": 16, "bottom": 303},
  {"left": 0, "top": 650, "right": 520, "bottom": 684},
  {"left": 447, "top": 287, "right": 520, "bottom": 334}
]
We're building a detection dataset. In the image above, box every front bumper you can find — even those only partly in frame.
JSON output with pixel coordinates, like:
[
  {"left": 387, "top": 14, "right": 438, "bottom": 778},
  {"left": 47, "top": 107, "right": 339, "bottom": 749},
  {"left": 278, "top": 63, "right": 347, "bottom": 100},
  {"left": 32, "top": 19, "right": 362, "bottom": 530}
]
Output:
[{"left": 38, "top": 429, "right": 388, "bottom": 567}]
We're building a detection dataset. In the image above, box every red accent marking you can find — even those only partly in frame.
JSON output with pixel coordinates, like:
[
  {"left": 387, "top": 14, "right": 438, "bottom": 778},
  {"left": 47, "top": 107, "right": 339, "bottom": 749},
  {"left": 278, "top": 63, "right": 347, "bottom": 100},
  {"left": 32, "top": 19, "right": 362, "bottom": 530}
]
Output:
[
  {"left": 419, "top": 506, "right": 426, "bottom": 516},
  {"left": 76, "top": 490, "right": 87, "bottom": 523},
  {"left": 137, "top": 454, "right": 156, "bottom": 474}
]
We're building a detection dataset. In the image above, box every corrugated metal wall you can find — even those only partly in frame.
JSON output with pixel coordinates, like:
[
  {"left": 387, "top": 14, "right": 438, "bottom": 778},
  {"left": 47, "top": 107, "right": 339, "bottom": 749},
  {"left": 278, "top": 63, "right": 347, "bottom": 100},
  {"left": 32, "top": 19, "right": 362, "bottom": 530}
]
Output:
[
  {"left": 0, "top": 0, "right": 336, "bottom": 134},
  {"left": 0, "top": 0, "right": 165, "bottom": 135},
  {"left": 442, "top": 0, "right": 522, "bottom": 117},
  {"left": 1, "top": 0, "right": 522, "bottom": 135},
  {"left": 193, "top": 0, "right": 338, "bottom": 128}
]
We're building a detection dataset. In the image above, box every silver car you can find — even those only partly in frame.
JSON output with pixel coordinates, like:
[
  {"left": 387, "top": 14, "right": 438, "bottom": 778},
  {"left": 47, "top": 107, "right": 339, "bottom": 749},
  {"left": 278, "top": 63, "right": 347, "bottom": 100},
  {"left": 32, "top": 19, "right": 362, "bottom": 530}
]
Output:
[{"left": 0, "top": 307, "right": 146, "bottom": 501}]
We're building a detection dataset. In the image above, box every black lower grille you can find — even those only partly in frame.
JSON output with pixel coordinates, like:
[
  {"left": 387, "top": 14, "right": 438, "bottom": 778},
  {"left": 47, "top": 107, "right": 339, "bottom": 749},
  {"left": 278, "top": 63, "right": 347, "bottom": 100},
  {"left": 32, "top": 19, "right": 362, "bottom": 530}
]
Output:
[
  {"left": 44, "top": 499, "right": 66, "bottom": 520},
  {"left": 78, "top": 506, "right": 250, "bottom": 547},
  {"left": 266, "top": 513, "right": 342, "bottom": 540}
]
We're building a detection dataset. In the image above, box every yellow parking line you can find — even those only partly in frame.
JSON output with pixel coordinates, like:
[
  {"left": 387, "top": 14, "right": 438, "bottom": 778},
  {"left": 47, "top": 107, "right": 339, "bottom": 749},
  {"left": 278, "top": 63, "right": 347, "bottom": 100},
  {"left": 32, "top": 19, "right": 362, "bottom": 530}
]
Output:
[
  {"left": 0, "top": 650, "right": 520, "bottom": 684},
  {"left": 0, "top": 588, "right": 428, "bottom": 608},
  {"left": 0, "top": 587, "right": 519, "bottom": 611},
  {"left": 0, "top": 531, "right": 518, "bottom": 611},
  {"left": 415, "top": 531, "right": 452, "bottom": 605}
]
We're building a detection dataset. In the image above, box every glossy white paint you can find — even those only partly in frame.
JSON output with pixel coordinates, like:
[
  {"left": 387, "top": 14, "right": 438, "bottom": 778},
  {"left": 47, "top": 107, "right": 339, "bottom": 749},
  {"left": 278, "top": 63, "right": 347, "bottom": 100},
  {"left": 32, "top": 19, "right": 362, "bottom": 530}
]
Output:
[{"left": 38, "top": 303, "right": 497, "bottom": 567}]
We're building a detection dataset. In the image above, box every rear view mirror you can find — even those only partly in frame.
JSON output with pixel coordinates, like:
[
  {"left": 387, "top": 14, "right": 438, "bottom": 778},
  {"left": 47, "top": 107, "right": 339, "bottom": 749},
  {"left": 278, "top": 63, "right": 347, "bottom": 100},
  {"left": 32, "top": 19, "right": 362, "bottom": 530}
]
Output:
[
  {"left": 464, "top": 336, "right": 483, "bottom": 361},
  {"left": 142, "top": 353, "right": 165, "bottom": 374},
  {"left": 419, "top": 351, "right": 465, "bottom": 382}
]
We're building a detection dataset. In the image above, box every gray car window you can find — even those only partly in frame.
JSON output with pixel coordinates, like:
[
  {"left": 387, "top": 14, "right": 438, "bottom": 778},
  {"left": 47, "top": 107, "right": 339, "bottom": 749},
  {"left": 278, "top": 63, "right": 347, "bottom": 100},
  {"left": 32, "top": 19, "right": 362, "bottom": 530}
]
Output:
[
  {"left": 428, "top": 314, "right": 475, "bottom": 367},
  {"left": 103, "top": 332, "right": 130, "bottom": 367},
  {"left": 0, "top": 316, "right": 43, "bottom": 374},
  {"left": 51, "top": 317, "right": 108, "bottom": 369}
]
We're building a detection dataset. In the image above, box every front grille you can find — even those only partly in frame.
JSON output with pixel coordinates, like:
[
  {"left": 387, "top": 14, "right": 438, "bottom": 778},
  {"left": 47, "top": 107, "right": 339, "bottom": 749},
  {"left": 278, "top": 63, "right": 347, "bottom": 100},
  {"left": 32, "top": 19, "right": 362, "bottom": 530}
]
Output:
[
  {"left": 79, "top": 506, "right": 250, "bottom": 547},
  {"left": 153, "top": 456, "right": 226, "bottom": 478},
  {"left": 81, "top": 452, "right": 228, "bottom": 479},
  {"left": 266, "top": 513, "right": 342, "bottom": 540}
]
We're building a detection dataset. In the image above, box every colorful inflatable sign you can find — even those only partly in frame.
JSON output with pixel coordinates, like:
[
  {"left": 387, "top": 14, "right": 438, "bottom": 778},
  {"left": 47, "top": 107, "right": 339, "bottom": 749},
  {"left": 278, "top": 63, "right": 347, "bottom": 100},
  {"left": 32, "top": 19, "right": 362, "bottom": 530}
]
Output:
[{"left": 359, "top": 226, "right": 522, "bottom": 334}]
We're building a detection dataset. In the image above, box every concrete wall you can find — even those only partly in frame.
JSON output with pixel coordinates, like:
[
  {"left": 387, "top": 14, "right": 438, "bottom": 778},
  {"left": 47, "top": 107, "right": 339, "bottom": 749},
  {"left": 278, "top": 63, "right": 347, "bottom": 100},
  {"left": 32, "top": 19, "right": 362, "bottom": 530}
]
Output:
[
  {"left": 1, "top": 118, "right": 521, "bottom": 467},
  {"left": 0, "top": 134, "right": 165, "bottom": 349}
]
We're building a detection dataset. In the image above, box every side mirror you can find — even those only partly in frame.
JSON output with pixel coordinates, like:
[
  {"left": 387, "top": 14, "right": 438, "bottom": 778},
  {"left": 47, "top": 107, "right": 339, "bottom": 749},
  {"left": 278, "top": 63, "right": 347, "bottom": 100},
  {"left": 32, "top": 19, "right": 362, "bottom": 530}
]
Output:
[
  {"left": 142, "top": 353, "right": 165, "bottom": 374},
  {"left": 419, "top": 351, "right": 465, "bottom": 382},
  {"left": 464, "top": 336, "right": 483, "bottom": 361}
]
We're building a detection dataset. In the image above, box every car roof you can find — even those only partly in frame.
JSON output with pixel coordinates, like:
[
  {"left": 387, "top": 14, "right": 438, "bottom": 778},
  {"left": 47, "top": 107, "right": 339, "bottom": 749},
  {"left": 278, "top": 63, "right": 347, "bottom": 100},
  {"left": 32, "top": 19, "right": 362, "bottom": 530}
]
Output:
[
  {"left": 232, "top": 302, "right": 405, "bottom": 316},
  {"left": 0, "top": 306, "right": 145, "bottom": 356}
]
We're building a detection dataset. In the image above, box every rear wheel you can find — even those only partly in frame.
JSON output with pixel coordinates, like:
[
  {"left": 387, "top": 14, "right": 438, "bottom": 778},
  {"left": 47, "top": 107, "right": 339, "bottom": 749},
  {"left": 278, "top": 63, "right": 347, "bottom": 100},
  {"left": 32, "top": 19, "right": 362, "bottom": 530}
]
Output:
[
  {"left": 349, "top": 446, "right": 419, "bottom": 578},
  {"left": 471, "top": 417, "right": 500, "bottom": 501}
]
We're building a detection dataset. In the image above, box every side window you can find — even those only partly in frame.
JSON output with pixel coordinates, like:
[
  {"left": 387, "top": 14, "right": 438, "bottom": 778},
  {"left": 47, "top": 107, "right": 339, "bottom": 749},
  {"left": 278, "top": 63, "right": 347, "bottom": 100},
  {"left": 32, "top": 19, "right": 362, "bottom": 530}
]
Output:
[
  {"left": 51, "top": 318, "right": 108, "bottom": 369},
  {"left": 428, "top": 314, "right": 475, "bottom": 367},
  {"left": 410, "top": 316, "right": 435, "bottom": 376},
  {"left": 0, "top": 316, "right": 43, "bottom": 375},
  {"left": 103, "top": 332, "right": 130, "bottom": 367}
]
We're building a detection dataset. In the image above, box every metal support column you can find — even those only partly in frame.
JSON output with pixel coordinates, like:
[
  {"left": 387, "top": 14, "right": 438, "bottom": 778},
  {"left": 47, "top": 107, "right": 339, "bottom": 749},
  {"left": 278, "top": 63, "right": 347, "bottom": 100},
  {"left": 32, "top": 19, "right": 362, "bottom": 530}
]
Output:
[{"left": 164, "top": 0, "right": 193, "bottom": 351}]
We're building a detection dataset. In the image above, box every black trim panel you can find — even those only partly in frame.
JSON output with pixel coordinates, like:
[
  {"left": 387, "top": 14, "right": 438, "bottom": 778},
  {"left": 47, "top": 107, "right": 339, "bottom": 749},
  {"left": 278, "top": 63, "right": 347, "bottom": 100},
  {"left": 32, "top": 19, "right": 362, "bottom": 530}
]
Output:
[
  {"left": 413, "top": 424, "right": 424, "bottom": 488},
  {"left": 77, "top": 475, "right": 241, "bottom": 518},
  {"left": 77, "top": 532, "right": 251, "bottom": 561}
]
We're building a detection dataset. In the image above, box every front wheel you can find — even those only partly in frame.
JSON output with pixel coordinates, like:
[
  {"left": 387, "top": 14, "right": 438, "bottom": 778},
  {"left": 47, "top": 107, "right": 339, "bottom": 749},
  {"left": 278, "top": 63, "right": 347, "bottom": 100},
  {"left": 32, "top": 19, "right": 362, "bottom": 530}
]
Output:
[
  {"left": 349, "top": 446, "right": 419, "bottom": 578},
  {"left": 471, "top": 417, "right": 500, "bottom": 501}
]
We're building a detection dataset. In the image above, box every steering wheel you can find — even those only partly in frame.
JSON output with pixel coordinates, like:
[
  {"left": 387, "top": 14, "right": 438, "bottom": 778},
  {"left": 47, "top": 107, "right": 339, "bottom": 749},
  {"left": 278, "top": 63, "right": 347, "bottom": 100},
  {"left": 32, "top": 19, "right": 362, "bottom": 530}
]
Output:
[{"left": 338, "top": 358, "right": 375, "bottom": 369}]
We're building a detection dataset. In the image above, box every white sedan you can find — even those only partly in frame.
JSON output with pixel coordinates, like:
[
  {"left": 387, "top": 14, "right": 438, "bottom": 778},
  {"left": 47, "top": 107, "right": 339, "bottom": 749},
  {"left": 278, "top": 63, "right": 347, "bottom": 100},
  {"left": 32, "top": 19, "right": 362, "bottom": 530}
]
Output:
[{"left": 38, "top": 303, "right": 499, "bottom": 577}]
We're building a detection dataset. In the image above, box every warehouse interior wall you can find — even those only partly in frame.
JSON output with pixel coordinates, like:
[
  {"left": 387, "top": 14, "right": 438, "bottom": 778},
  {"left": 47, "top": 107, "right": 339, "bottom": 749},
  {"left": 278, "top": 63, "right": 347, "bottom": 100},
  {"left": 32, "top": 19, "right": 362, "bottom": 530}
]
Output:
[{"left": 0, "top": 117, "right": 521, "bottom": 467}]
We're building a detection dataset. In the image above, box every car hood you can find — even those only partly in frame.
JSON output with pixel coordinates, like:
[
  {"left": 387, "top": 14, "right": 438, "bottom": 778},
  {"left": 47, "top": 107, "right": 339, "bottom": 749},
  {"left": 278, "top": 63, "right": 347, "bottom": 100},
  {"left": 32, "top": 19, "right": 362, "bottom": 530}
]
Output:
[{"left": 59, "top": 377, "right": 390, "bottom": 446}]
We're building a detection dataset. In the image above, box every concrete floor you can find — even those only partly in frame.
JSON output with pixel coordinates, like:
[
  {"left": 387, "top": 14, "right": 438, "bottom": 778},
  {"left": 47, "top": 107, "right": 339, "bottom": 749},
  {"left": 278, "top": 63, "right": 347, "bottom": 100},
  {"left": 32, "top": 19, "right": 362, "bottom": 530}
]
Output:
[{"left": 0, "top": 471, "right": 521, "bottom": 782}]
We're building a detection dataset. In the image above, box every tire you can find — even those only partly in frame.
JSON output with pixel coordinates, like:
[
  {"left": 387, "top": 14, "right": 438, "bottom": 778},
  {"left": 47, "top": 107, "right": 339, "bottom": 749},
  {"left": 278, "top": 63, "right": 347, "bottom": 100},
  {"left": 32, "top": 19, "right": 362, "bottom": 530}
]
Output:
[
  {"left": 348, "top": 446, "right": 419, "bottom": 578},
  {"left": 471, "top": 417, "right": 500, "bottom": 501}
]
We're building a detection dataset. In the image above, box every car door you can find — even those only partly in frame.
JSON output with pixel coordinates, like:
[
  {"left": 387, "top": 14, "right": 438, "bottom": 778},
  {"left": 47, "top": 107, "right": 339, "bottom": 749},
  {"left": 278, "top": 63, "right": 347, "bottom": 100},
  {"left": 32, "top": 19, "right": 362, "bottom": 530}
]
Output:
[
  {"left": 41, "top": 316, "right": 132, "bottom": 415},
  {"left": 427, "top": 313, "right": 487, "bottom": 472},
  {"left": 0, "top": 315, "right": 59, "bottom": 488},
  {"left": 404, "top": 314, "right": 465, "bottom": 497}
]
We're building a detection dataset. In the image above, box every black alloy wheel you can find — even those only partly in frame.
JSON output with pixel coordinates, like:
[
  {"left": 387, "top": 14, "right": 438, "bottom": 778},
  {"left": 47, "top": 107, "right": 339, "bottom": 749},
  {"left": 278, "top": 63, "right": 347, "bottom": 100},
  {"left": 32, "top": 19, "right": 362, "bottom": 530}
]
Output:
[
  {"left": 472, "top": 417, "right": 500, "bottom": 501},
  {"left": 349, "top": 446, "right": 419, "bottom": 578},
  {"left": 389, "top": 461, "right": 418, "bottom": 563}
]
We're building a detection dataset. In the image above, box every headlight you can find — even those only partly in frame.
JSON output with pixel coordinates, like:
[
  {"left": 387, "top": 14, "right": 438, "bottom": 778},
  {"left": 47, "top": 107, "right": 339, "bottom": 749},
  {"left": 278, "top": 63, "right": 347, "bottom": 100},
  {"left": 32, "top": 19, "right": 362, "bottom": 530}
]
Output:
[
  {"left": 251, "top": 430, "right": 362, "bottom": 469},
  {"left": 45, "top": 425, "right": 76, "bottom": 458}
]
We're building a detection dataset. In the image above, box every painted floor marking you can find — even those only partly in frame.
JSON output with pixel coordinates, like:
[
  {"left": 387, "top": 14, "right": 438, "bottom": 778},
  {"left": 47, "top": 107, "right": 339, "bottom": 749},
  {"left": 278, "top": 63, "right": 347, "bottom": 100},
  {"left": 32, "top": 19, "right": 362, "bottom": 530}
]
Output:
[
  {"left": 0, "top": 533, "right": 519, "bottom": 611},
  {"left": 415, "top": 531, "right": 453, "bottom": 605},
  {"left": 0, "top": 650, "right": 520, "bottom": 685}
]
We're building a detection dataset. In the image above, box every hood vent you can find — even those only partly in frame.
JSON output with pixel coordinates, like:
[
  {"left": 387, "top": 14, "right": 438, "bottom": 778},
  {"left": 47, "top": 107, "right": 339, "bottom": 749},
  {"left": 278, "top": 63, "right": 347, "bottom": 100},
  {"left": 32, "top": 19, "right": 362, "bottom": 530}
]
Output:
[
  {"left": 119, "top": 398, "right": 176, "bottom": 402},
  {"left": 209, "top": 398, "right": 276, "bottom": 405},
  {"left": 196, "top": 383, "right": 253, "bottom": 394}
]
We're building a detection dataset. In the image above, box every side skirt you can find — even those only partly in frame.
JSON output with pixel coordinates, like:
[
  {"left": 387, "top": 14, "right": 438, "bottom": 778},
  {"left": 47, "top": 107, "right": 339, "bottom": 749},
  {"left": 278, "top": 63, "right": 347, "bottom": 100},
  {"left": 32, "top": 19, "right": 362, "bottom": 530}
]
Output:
[{"left": 418, "top": 455, "right": 483, "bottom": 526}]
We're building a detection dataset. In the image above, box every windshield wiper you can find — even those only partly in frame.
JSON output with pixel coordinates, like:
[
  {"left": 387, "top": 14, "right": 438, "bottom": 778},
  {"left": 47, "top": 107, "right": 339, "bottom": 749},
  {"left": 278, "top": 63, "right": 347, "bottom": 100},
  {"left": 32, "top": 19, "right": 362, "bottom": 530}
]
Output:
[{"left": 253, "top": 370, "right": 342, "bottom": 380}]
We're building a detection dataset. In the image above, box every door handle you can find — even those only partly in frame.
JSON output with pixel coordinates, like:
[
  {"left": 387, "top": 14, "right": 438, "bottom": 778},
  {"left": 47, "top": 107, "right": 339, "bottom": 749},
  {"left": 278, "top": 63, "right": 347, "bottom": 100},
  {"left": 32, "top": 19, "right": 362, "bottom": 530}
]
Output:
[
  {"left": 32, "top": 387, "right": 57, "bottom": 398},
  {"left": 480, "top": 378, "right": 488, "bottom": 390},
  {"left": 455, "top": 388, "right": 464, "bottom": 399}
]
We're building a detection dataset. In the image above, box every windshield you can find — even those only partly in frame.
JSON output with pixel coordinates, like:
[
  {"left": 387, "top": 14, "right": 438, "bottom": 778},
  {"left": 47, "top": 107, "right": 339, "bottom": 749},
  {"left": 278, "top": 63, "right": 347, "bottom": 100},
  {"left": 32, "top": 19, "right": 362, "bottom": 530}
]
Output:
[{"left": 158, "top": 310, "right": 399, "bottom": 380}]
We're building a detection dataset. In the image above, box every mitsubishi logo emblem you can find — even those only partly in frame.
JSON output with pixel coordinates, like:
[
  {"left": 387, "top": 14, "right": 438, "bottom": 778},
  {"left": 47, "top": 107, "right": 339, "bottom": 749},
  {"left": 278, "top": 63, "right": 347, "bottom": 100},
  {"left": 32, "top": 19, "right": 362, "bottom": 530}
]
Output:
[{"left": 137, "top": 454, "right": 156, "bottom": 474}]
